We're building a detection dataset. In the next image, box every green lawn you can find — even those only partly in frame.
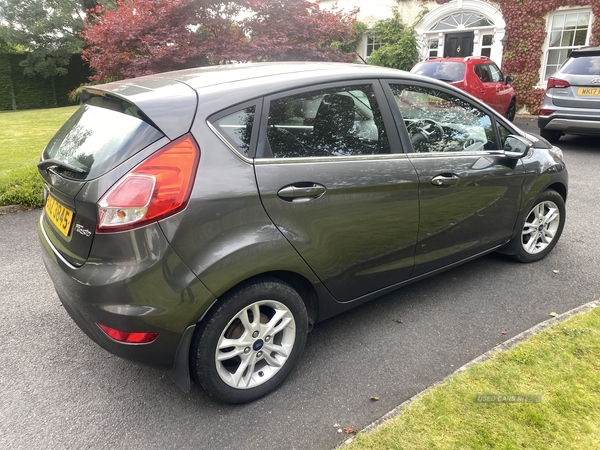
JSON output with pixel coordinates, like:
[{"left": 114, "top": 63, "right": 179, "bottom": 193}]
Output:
[
  {"left": 0, "top": 106, "right": 78, "bottom": 207},
  {"left": 347, "top": 305, "right": 600, "bottom": 449}
]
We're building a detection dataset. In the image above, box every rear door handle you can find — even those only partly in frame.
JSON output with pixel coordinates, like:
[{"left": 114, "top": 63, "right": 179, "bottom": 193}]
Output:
[
  {"left": 278, "top": 183, "right": 327, "bottom": 201},
  {"left": 431, "top": 174, "right": 459, "bottom": 187}
]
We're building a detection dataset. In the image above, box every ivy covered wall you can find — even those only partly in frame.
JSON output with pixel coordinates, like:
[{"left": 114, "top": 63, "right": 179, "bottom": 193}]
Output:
[
  {"left": 497, "top": 0, "right": 599, "bottom": 113},
  {"left": 406, "top": 0, "right": 599, "bottom": 113},
  {"left": 0, "top": 54, "right": 91, "bottom": 111}
]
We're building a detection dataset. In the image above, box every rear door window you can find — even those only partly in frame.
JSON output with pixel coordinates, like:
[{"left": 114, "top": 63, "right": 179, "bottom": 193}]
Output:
[
  {"left": 260, "top": 84, "right": 391, "bottom": 158},
  {"left": 43, "top": 98, "right": 164, "bottom": 180}
]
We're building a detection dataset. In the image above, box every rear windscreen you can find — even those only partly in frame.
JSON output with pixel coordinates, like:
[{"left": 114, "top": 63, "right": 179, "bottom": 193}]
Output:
[
  {"left": 411, "top": 62, "right": 466, "bottom": 82},
  {"left": 560, "top": 55, "right": 600, "bottom": 75},
  {"left": 43, "top": 98, "right": 164, "bottom": 180}
]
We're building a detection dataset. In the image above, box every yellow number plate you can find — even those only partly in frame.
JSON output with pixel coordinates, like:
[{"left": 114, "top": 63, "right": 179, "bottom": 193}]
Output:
[
  {"left": 45, "top": 195, "right": 74, "bottom": 237},
  {"left": 578, "top": 87, "right": 600, "bottom": 96}
]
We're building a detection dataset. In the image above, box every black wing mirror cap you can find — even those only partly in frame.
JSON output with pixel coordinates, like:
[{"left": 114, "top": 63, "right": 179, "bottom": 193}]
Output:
[
  {"left": 504, "top": 134, "right": 532, "bottom": 159},
  {"left": 505, "top": 75, "right": 514, "bottom": 84}
]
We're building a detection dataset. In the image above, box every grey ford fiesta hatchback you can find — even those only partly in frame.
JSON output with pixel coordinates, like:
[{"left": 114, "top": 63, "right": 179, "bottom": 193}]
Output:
[{"left": 38, "top": 62, "right": 568, "bottom": 403}]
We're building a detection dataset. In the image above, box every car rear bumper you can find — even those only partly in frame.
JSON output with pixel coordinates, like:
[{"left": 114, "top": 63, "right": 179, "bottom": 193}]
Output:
[
  {"left": 38, "top": 215, "right": 216, "bottom": 368},
  {"left": 538, "top": 115, "right": 600, "bottom": 134}
]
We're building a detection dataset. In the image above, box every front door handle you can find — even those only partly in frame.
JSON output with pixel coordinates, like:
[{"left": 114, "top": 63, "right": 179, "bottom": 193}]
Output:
[
  {"left": 278, "top": 183, "right": 327, "bottom": 201},
  {"left": 431, "top": 174, "right": 459, "bottom": 187}
]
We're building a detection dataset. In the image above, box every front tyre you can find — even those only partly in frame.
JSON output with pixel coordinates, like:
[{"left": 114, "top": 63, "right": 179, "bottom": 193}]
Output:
[
  {"left": 540, "top": 128, "right": 561, "bottom": 144},
  {"left": 505, "top": 98, "right": 516, "bottom": 122},
  {"left": 191, "top": 278, "right": 308, "bottom": 404},
  {"left": 513, "top": 190, "right": 565, "bottom": 263}
]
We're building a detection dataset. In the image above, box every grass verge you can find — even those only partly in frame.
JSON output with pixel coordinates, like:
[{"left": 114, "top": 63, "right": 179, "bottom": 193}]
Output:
[
  {"left": 0, "top": 106, "right": 79, "bottom": 207},
  {"left": 346, "top": 305, "right": 600, "bottom": 449}
]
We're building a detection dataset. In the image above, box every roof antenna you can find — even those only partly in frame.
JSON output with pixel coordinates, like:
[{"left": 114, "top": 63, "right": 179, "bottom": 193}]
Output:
[{"left": 337, "top": 33, "right": 368, "bottom": 65}]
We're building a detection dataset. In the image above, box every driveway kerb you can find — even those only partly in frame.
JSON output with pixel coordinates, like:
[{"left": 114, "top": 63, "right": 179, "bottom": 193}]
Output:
[
  {"left": 0, "top": 205, "right": 36, "bottom": 215},
  {"left": 338, "top": 298, "right": 600, "bottom": 447}
]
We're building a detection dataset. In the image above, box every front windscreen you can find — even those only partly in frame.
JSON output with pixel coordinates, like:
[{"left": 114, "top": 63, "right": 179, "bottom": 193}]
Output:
[
  {"left": 43, "top": 100, "right": 164, "bottom": 180},
  {"left": 412, "top": 62, "right": 466, "bottom": 82}
]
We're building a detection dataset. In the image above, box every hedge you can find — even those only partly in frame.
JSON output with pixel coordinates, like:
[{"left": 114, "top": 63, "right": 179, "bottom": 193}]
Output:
[{"left": 0, "top": 53, "right": 91, "bottom": 111}]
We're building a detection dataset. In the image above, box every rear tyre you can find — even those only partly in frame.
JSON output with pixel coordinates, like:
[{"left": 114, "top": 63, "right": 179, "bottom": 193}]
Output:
[
  {"left": 191, "top": 278, "right": 308, "bottom": 404},
  {"left": 511, "top": 190, "right": 565, "bottom": 263},
  {"left": 505, "top": 98, "right": 516, "bottom": 122},
  {"left": 540, "top": 128, "right": 561, "bottom": 144}
]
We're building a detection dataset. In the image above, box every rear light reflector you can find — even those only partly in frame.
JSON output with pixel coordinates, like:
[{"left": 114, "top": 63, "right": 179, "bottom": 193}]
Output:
[
  {"left": 97, "top": 134, "right": 199, "bottom": 232},
  {"left": 547, "top": 78, "right": 570, "bottom": 89},
  {"left": 97, "top": 323, "right": 159, "bottom": 344},
  {"left": 539, "top": 109, "right": 554, "bottom": 116}
]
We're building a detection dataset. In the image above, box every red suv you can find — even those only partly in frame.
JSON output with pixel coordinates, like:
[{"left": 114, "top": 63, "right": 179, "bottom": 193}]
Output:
[{"left": 411, "top": 56, "right": 516, "bottom": 121}]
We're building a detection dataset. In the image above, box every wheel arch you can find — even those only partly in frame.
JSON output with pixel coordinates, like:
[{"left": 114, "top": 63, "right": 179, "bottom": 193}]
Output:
[
  {"left": 547, "top": 181, "right": 567, "bottom": 203},
  {"left": 202, "top": 271, "right": 319, "bottom": 328},
  {"left": 169, "top": 270, "right": 320, "bottom": 394},
  {"left": 498, "top": 183, "right": 567, "bottom": 256}
]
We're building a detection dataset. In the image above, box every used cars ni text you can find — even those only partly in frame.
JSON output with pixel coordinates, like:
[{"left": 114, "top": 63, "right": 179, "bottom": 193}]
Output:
[{"left": 38, "top": 62, "right": 567, "bottom": 403}]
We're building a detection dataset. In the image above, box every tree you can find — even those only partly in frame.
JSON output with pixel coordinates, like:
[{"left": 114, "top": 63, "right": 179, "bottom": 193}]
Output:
[
  {"left": 367, "top": 11, "right": 419, "bottom": 71},
  {"left": 242, "top": 0, "right": 358, "bottom": 62},
  {"left": 83, "top": 0, "right": 359, "bottom": 81},
  {"left": 0, "top": 0, "right": 97, "bottom": 77}
]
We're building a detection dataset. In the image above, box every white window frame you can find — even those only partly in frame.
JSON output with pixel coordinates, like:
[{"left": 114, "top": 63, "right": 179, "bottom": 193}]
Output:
[
  {"left": 366, "top": 34, "right": 385, "bottom": 58},
  {"left": 540, "top": 8, "right": 593, "bottom": 84}
]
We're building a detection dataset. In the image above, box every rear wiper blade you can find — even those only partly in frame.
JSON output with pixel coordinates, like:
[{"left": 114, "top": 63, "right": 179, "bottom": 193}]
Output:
[{"left": 38, "top": 159, "right": 88, "bottom": 175}]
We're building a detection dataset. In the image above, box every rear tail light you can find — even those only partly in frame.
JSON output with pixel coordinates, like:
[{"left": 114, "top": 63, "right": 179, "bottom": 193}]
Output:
[
  {"left": 547, "top": 78, "right": 570, "bottom": 89},
  {"left": 97, "top": 134, "right": 199, "bottom": 232},
  {"left": 97, "top": 323, "right": 158, "bottom": 344},
  {"left": 539, "top": 109, "right": 554, "bottom": 116}
]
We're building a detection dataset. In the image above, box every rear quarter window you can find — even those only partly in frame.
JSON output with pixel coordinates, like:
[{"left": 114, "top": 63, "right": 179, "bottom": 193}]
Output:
[
  {"left": 209, "top": 106, "right": 256, "bottom": 157},
  {"left": 43, "top": 100, "right": 164, "bottom": 180}
]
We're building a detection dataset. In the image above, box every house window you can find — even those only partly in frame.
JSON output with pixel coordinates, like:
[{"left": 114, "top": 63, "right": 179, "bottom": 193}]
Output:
[
  {"left": 431, "top": 12, "right": 492, "bottom": 31},
  {"left": 480, "top": 34, "right": 493, "bottom": 58},
  {"left": 428, "top": 38, "right": 439, "bottom": 57},
  {"left": 367, "top": 35, "right": 384, "bottom": 57},
  {"left": 543, "top": 10, "right": 592, "bottom": 80}
]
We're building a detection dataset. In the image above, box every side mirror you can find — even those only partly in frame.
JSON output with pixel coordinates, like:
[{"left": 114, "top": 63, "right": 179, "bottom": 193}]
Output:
[
  {"left": 505, "top": 75, "right": 514, "bottom": 84},
  {"left": 504, "top": 135, "right": 532, "bottom": 159}
]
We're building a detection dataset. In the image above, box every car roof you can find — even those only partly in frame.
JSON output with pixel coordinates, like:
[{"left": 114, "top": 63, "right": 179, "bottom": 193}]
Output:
[
  {"left": 84, "top": 62, "right": 443, "bottom": 139},
  {"left": 569, "top": 46, "right": 600, "bottom": 57},
  {"left": 419, "top": 56, "right": 493, "bottom": 64}
]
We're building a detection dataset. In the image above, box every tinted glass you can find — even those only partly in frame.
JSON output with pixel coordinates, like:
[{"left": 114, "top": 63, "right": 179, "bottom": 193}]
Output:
[
  {"left": 560, "top": 55, "right": 600, "bottom": 75},
  {"left": 411, "top": 62, "right": 465, "bottom": 82},
  {"left": 265, "top": 84, "right": 390, "bottom": 158},
  {"left": 497, "top": 121, "right": 512, "bottom": 148},
  {"left": 43, "top": 102, "right": 164, "bottom": 180},
  {"left": 474, "top": 64, "right": 492, "bottom": 83},
  {"left": 211, "top": 106, "right": 255, "bottom": 157},
  {"left": 391, "top": 84, "right": 497, "bottom": 153},
  {"left": 488, "top": 64, "right": 504, "bottom": 82}
]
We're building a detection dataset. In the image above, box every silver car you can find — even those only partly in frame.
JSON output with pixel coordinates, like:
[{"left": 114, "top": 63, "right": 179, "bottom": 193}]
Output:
[
  {"left": 38, "top": 62, "right": 567, "bottom": 404},
  {"left": 539, "top": 46, "right": 600, "bottom": 142}
]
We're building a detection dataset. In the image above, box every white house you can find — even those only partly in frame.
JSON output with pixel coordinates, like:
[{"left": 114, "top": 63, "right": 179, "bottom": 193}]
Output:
[{"left": 321, "top": 0, "right": 597, "bottom": 90}]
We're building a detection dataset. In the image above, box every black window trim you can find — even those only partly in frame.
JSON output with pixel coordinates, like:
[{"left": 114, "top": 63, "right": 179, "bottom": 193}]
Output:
[
  {"left": 207, "top": 99, "right": 263, "bottom": 161},
  {"left": 255, "top": 79, "right": 405, "bottom": 160}
]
